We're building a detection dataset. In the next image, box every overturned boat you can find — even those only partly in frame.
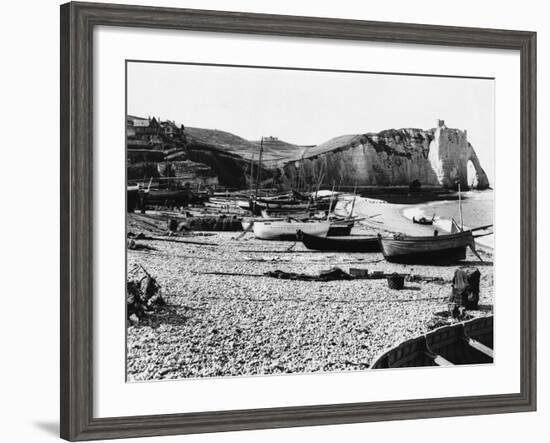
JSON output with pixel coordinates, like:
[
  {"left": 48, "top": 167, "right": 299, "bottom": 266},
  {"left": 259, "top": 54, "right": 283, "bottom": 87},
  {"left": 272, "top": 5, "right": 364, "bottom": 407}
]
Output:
[
  {"left": 371, "top": 315, "right": 493, "bottom": 368},
  {"left": 298, "top": 231, "right": 380, "bottom": 252}
]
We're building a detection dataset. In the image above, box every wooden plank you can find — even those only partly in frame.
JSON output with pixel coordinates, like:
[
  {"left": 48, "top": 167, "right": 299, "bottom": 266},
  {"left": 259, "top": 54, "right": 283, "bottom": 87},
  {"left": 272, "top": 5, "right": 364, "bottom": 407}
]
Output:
[
  {"left": 424, "top": 351, "right": 455, "bottom": 366},
  {"left": 465, "top": 337, "right": 494, "bottom": 359}
]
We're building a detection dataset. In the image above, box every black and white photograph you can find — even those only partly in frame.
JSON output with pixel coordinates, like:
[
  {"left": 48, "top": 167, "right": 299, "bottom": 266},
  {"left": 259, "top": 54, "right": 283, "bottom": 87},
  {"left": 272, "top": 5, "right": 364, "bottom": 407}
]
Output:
[
  {"left": 0, "top": 0, "right": 544, "bottom": 441},
  {"left": 125, "top": 61, "right": 495, "bottom": 381}
]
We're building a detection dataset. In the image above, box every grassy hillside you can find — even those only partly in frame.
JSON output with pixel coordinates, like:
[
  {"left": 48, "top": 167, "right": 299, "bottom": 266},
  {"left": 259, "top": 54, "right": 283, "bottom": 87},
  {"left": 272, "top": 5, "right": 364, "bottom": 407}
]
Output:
[
  {"left": 301, "top": 134, "right": 363, "bottom": 159},
  {"left": 185, "top": 127, "right": 305, "bottom": 163},
  {"left": 185, "top": 127, "right": 258, "bottom": 153},
  {"left": 250, "top": 138, "right": 306, "bottom": 163}
]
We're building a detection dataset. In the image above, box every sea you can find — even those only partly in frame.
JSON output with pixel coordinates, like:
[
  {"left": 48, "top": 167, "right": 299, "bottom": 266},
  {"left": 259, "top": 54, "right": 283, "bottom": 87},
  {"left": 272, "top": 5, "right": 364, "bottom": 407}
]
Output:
[{"left": 402, "top": 190, "right": 494, "bottom": 248}]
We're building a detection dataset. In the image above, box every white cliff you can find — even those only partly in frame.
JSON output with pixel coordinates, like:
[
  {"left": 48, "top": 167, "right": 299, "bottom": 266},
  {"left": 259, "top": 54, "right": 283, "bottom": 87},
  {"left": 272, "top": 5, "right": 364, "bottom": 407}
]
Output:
[{"left": 281, "top": 119, "right": 490, "bottom": 190}]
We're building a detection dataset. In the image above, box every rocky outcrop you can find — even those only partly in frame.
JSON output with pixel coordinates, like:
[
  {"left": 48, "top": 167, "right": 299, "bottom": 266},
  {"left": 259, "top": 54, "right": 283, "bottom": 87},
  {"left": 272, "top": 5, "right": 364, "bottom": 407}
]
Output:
[
  {"left": 428, "top": 124, "right": 489, "bottom": 189},
  {"left": 281, "top": 121, "right": 490, "bottom": 190}
]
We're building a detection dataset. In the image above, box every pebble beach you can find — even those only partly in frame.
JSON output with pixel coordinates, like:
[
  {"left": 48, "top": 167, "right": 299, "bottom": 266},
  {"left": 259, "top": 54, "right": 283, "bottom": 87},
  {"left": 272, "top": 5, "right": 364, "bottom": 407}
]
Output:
[{"left": 126, "top": 197, "right": 494, "bottom": 381}]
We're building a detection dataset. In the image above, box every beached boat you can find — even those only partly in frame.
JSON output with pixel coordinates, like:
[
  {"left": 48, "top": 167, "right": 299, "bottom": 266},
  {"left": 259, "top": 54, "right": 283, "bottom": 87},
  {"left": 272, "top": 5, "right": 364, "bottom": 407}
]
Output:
[
  {"left": 241, "top": 217, "right": 286, "bottom": 231},
  {"left": 253, "top": 221, "right": 330, "bottom": 240},
  {"left": 412, "top": 215, "right": 435, "bottom": 225},
  {"left": 255, "top": 200, "right": 312, "bottom": 211},
  {"left": 145, "top": 189, "right": 193, "bottom": 207},
  {"left": 260, "top": 209, "right": 311, "bottom": 220},
  {"left": 252, "top": 194, "right": 336, "bottom": 212},
  {"left": 371, "top": 315, "right": 493, "bottom": 368},
  {"left": 298, "top": 231, "right": 380, "bottom": 252},
  {"left": 237, "top": 199, "right": 252, "bottom": 210},
  {"left": 378, "top": 230, "right": 477, "bottom": 264}
]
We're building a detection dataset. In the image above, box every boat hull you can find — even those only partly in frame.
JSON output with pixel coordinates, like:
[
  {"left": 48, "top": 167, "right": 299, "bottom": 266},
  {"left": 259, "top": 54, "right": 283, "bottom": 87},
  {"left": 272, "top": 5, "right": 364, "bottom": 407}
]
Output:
[
  {"left": 412, "top": 219, "right": 433, "bottom": 225},
  {"left": 253, "top": 221, "right": 330, "bottom": 240},
  {"left": 260, "top": 209, "right": 311, "bottom": 220},
  {"left": 371, "top": 316, "right": 493, "bottom": 369},
  {"left": 300, "top": 231, "right": 380, "bottom": 252},
  {"left": 241, "top": 218, "right": 285, "bottom": 231},
  {"left": 378, "top": 231, "right": 474, "bottom": 264}
]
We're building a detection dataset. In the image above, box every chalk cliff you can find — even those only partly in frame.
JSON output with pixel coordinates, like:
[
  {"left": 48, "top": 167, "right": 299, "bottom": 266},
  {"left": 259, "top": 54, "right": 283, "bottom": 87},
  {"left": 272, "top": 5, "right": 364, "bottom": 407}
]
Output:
[
  {"left": 281, "top": 120, "right": 490, "bottom": 190},
  {"left": 127, "top": 116, "right": 490, "bottom": 190}
]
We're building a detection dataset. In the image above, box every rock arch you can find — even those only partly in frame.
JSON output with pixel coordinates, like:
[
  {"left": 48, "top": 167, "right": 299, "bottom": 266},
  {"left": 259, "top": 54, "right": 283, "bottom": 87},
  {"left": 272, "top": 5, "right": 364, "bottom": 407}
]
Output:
[
  {"left": 467, "top": 160, "right": 477, "bottom": 188},
  {"left": 464, "top": 143, "right": 490, "bottom": 190}
]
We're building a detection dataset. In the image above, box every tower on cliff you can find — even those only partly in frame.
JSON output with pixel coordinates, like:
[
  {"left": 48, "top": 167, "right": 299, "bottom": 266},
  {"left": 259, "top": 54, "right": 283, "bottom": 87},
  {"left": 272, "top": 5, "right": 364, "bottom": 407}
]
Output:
[{"left": 428, "top": 119, "right": 489, "bottom": 190}]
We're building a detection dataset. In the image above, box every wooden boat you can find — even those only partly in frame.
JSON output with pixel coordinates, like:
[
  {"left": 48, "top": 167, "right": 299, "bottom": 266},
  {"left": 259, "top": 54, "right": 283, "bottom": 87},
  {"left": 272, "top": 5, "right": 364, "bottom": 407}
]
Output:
[
  {"left": 378, "top": 230, "right": 477, "bottom": 264},
  {"left": 241, "top": 217, "right": 285, "bottom": 231},
  {"left": 298, "top": 231, "right": 380, "bottom": 252},
  {"left": 412, "top": 215, "right": 434, "bottom": 225},
  {"left": 255, "top": 200, "right": 312, "bottom": 211},
  {"left": 260, "top": 209, "right": 311, "bottom": 220},
  {"left": 237, "top": 199, "right": 252, "bottom": 210},
  {"left": 371, "top": 316, "right": 493, "bottom": 368},
  {"left": 253, "top": 221, "right": 330, "bottom": 240}
]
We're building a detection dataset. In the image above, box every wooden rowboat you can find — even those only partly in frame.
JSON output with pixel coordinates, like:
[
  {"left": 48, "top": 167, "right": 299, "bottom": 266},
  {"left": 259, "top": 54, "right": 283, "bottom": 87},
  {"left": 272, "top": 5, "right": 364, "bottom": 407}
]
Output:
[
  {"left": 298, "top": 231, "right": 380, "bottom": 252},
  {"left": 241, "top": 217, "right": 285, "bottom": 231},
  {"left": 260, "top": 209, "right": 311, "bottom": 220},
  {"left": 412, "top": 215, "right": 434, "bottom": 225},
  {"left": 253, "top": 221, "right": 330, "bottom": 240},
  {"left": 371, "top": 315, "right": 493, "bottom": 368},
  {"left": 378, "top": 230, "right": 477, "bottom": 264}
]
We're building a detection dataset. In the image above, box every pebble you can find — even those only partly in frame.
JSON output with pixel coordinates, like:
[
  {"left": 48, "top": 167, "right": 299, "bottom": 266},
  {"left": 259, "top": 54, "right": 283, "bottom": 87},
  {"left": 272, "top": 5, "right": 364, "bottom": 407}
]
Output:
[{"left": 127, "top": 230, "right": 493, "bottom": 381}]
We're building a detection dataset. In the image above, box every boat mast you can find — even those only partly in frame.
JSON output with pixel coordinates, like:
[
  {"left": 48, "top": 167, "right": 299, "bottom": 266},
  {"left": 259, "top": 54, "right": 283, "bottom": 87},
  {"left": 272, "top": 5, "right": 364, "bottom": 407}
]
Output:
[
  {"left": 254, "top": 137, "right": 264, "bottom": 201},
  {"left": 327, "top": 181, "right": 336, "bottom": 221},
  {"left": 297, "top": 155, "right": 304, "bottom": 194},
  {"left": 458, "top": 183, "right": 464, "bottom": 230},
  {"left": 249, "top": 151, "right": 255, "bottom": 191},
  {"left": 349, "top": 182, "right": 358, "bottom": 219}
]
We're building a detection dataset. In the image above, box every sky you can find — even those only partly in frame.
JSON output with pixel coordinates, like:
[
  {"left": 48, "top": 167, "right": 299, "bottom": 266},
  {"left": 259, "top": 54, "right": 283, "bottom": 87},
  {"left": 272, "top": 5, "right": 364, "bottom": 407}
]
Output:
[{"left": 127, "top": 61, "right": 495, "bottom": 183}]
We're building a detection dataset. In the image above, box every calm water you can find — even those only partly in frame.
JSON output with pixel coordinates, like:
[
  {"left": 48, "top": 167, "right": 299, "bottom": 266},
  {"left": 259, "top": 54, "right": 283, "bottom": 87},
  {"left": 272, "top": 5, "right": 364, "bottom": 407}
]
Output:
[{"left": 402, "top": 190, "right": 494, "bottom": 247}]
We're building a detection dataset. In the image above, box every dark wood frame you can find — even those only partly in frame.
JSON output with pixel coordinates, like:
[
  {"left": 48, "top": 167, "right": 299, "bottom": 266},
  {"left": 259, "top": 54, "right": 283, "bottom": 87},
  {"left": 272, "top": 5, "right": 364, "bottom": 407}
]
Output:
[{"left": 60, "top": 1, "right": 537, "bottom": 441}]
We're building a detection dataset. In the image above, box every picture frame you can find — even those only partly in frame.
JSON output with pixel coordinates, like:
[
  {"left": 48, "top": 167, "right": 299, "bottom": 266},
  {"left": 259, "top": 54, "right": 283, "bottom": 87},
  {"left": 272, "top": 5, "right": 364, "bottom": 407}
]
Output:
[{"left": 60, "top": 1, "right": 537, "bottom": 441}]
